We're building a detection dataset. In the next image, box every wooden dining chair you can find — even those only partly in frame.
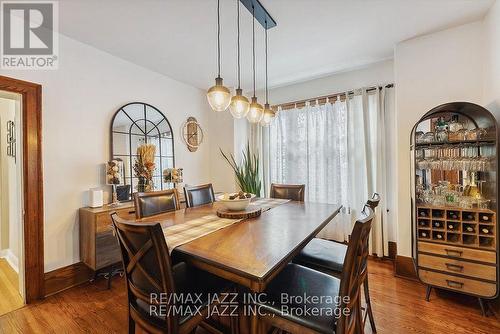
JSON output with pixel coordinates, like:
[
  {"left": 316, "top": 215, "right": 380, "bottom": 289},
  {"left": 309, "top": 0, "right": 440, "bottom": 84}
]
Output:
[
  {"left": 134, "top": 189, "right": 180, "bottom": 219},
  {"left": 270, "top": 183, "right": 305, "bottom": 201},
  {"left": 255, "top": 206, "right": 375, "bottom": 334},
  {"left": 293, "top": 193, "right": 381, "bottom": 332},
  {"left": 111, "top": 213, "right": 236, "bottom": 334},
  {"left": 184, "top": 183, "right": 216, "bottom": 208}
]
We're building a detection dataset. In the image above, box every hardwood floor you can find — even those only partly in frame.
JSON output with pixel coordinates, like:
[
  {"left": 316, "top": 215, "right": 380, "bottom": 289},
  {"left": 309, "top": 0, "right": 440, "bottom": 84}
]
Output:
[
  {"left": 0, "top": 259, "right": 498, "bottom": 333},
  {"left": 0, "top": 259, "right": 23, "bottom": 316}
]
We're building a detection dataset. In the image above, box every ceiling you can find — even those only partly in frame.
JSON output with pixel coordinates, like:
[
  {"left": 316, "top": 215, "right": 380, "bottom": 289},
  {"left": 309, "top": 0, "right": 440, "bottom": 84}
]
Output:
[{"left": 59, "top": 0, "right": 494, "bottom": 91}]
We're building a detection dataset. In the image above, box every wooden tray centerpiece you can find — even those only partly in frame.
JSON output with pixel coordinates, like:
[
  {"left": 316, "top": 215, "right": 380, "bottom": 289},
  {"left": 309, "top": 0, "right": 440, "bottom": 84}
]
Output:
[{"left": 216, "top": 204, "right": 262, "bottom": 219}]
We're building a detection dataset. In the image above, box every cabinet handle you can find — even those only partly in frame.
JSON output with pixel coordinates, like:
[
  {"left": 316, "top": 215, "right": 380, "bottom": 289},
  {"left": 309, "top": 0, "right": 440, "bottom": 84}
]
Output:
[
  {"left": 445, "top": 263, "right": 464, "bottom": 272},
  {"left": 128, "top": 210, "right": 136, "bottom": 214},
  {"left": 444, "top": 249, "right": 462, "bottom": 257},
  {"left": 446, "top": 279, "right": 464, "bottom": 289}
]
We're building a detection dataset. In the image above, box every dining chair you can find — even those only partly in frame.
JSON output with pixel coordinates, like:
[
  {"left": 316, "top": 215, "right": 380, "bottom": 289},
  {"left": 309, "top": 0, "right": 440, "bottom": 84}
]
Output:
[
  {"left": 269, "top": 183, "right": 305, "bottom": 201},
  {"left": 111, "top": 213, "right": 236, "bottom": 334},
  {"left": 293, "top": 193, "right": 381, "bottom": 332},
  {"left": 134, "top": 189, "right": 180, "bottom": 219},
  {"left": 184, "top": 183, "right": 216, "bottom": 208},
  {"left": 255, "top": 206, "right": 375, "bottom": 334}
]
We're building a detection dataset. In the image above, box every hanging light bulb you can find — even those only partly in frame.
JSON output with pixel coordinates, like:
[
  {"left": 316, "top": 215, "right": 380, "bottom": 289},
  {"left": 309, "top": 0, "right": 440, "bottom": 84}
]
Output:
[
  {"left": 207, "top": 0, "right": 231, "bottom": 112},
  {"left": 229, "top": 0, "right": 249, "bottom": 118},
  {"left": 247, "top": 5, "right": 264, "bottom": 123},
  {"left": 248, "top": 97, "right": 264, "bottom": 123},
  {"left": 260, "top": 21, "right": 275, "bottom": 126},
  {"left": 230, "top": 89, "right": 250, "bottom": 118},
  {"left": 260, "top": 103, "right": 275, "bottom": 126}
]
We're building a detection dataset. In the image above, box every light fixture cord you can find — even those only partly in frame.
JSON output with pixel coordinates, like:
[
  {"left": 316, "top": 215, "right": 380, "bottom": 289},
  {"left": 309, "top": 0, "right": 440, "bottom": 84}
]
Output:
[
  {"left": 237, "top": 0, "right": 241, "bottom": 89},
  {"left": 252, "top": 5, "right": 256, "bottom": 97},
  {"left": 217, "top": 0, "right": 221, "bottom": 77},
  {"left": 265, "top": 21, "right": 268, "bottom": 104}
]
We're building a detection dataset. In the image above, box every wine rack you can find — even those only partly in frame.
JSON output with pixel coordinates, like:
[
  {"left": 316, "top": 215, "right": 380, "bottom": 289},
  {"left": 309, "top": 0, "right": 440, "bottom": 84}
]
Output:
[
  {"left": 411, "top": 103, "right": 499, "bottom": 314},
  {"left": 417, "top": 206, "right": 496, "bottom": 249}
]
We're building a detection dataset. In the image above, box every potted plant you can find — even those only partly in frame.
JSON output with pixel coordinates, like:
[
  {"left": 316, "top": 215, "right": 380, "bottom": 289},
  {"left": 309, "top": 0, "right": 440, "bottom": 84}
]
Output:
[{"left": 220, "top": 143, "right": 262, "bottom": 196}]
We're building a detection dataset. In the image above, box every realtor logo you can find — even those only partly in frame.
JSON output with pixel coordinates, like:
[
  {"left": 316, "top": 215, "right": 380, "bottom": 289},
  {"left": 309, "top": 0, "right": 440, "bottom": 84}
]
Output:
[{"left": 1, "top": 1, "right": 58, "bottom": 69}]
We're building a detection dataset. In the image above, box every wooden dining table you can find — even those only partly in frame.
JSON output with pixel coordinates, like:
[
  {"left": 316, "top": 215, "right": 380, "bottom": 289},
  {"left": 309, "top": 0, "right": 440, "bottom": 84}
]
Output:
[{"left": 139, "top": 199, "right": 342, "bottom": 333}]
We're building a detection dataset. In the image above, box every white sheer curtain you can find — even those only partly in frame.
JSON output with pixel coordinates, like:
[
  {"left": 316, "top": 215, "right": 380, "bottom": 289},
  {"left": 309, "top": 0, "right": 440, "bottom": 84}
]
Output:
[{"left": 259, "top": 86, "right": 393, "bottom": 256}]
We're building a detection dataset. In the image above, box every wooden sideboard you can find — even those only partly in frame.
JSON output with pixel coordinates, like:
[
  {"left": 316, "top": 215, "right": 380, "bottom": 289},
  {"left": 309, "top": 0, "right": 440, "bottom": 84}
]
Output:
[
  {"left": 79, "top": 202, "right": 136, "bottom": 272},
  {"left": 80, "top": 192, "right": 187, "bottom": 273}
]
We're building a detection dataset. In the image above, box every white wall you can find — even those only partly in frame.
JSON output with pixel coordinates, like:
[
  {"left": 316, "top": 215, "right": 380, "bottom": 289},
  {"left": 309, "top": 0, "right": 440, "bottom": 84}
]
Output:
[
  {"left": 267, "top": 60, "right": 394, "bottom": 104},
  {"left": 394, "top": 22, "right": 485, "bottom": 257},
  {"left": 483, "top": 0, "right": 500, "bottom": 116},
  {"left": 0, "top": 33, "right": 213, "bottom": 272},
  {"left": 207, "top": 110, "right": 238, "bottom": 193}
]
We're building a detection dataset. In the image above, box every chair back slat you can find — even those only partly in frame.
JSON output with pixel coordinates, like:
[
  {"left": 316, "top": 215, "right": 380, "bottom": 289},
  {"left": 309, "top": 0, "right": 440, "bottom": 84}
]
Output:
[
  {"left": 134, "top": 189, "right": 180, "bottom": 219},
  {"left": 111, "top": 213, "right": 178, "bottom": 332},
  {"left": 270, "top": 183, "right": 305, "bottom": 201},
  {"left": 337, "top": 205, "right": 375, "bottom": 334},
  {"left": 367, "top": 192, "right": 381, "bottom": 210},
  {"left": 184, "top": 183, "right": 215, "bottom": 208}
]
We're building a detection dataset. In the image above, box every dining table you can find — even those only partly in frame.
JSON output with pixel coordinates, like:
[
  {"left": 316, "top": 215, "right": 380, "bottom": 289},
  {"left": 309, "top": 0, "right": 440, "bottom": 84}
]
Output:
[{"left": 139, "top": 199, "right": 342, "bottom": 334}]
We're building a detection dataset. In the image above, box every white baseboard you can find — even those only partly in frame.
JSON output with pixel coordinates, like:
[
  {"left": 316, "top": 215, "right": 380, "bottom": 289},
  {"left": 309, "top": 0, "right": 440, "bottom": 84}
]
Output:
[{"left": 0, "top": 249, "right": 19, "bottom": 273}]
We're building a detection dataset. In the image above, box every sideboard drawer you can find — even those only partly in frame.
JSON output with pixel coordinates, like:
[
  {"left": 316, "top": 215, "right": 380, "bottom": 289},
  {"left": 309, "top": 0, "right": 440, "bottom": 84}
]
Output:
[
  {"left": 418, "top": 241, "right": 496, "bottom": 264},
  {"left": 96, "top": 209, "right": 136, "bottom": 233},
  {"left": 418, "top": 253, "right": 496, "bottom": 281},
  {"left": 419, "top": 269, "right": 497, "bottom": 298}
]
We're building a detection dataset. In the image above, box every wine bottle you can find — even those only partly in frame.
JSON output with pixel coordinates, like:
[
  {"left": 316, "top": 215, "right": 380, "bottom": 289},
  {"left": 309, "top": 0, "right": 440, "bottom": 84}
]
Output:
[
  {"left": 448, "top": 224, "right": 454, "bottom": 230},
  {"left": 482, "top": 228, "right": 489, "bottom": 234},
  {"left": 466, "top": 226, "right": 474, "bottom": 232},
  {"left": 434, "top": 222, "right": 441, "bottom": 227},
  {"left": 481, "top": 215, "right": 489, "bottom": 221},
  {"left": 421, "top": 232, "right": 427, "bottom": 238},
  {"left": 436, "top": 233, "right": 443, "bottom": 239}
]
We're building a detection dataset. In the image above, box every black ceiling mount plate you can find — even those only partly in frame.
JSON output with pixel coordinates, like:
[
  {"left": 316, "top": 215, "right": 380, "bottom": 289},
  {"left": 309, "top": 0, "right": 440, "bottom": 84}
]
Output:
[{"left": 240, "top": 0, "right": 277, "bottom": 29}]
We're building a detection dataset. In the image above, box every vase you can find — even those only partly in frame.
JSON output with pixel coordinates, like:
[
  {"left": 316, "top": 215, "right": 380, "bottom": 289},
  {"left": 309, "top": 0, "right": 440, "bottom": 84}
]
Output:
[
  {"left": 145, "top": 178, "right": 154, "bottom": 192},
  {"left": 137, "top": 177, "right": 146, "bottom": 193}
]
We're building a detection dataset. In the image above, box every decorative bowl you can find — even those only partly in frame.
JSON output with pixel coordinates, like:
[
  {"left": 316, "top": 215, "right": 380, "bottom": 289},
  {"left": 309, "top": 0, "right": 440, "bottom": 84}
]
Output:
[{"left": 217, "top": 193, "right": 256, "bottom": 211}]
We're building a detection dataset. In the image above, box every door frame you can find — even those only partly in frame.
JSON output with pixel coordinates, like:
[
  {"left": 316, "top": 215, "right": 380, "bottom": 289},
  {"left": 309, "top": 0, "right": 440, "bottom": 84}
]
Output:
[{"left": 0, "top": 75, "right": 43, "bottom": 302}]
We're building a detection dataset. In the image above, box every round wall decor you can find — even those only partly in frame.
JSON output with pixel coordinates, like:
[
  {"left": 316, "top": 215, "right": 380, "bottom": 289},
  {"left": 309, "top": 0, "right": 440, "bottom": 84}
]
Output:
[{"left": 181, "top": 117, "right": 204, "bottom": 152}]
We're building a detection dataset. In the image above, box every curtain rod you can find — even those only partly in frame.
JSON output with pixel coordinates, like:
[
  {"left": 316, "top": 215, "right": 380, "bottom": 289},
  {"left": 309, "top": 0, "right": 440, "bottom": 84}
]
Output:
[{"left": 272, "top": 83, "right": 394, "bottom": 111}]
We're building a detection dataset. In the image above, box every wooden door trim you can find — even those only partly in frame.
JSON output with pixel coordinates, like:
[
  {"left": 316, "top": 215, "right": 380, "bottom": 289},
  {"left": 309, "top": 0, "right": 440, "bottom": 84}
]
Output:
[{"left": 0, "top": 75, "right": 44, "bottom": 302}]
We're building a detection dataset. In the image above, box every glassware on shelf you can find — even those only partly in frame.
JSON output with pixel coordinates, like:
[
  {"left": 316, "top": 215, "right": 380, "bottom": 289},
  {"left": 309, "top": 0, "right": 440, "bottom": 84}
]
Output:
[
  {"left": 415, "top": 131, "right": 425, "bottom": 143},
  {"left": 477, "top": 199, "right": 491, "bottom": 209},
  {"left": 431, "top": 195, "right": 446, "bottom": 206},
  {"left": 423, "top": 132, "right": 435, "bottom": 143},
  {"left": 448, "top": 115, "right": 464, "bottom": 133},
  {"left": 466, "top": 128, "right": 480, "bottom": 140},
  {"left": 459, "top": 196, "right": 474, "bottom": 209},
  {"left": 435, "top": 129, "right": 448, "bottom": 142}
]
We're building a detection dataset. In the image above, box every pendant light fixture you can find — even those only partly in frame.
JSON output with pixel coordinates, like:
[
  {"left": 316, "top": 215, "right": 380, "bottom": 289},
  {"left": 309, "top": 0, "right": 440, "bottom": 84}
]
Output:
[
  {"left": 260, "top": 21, "right": 275, "bottom": 127},
  {"left": 207, "top": 0, "right": 231, "bottom": 112},
  {"left": 229, "top": 0, "right": 250, "bottom": 118},
  {"left": 246, "top": 5, "right": 264, "bottom": 124}
]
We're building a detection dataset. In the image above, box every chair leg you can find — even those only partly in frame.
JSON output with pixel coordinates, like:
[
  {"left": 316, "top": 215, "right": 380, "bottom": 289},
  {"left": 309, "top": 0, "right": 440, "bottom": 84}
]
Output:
[
  {"left": 363, "top": 278, "right": 377, "bottom": 332},
  {"left": 128, "top": 316, "right": 135, "bottom": 334}
]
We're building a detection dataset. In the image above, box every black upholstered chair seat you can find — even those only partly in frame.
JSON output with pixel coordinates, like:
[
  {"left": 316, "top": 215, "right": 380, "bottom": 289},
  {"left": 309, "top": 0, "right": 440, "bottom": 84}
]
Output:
[
  {"left": 294, "top": 238, "right": 347, "bottom": 274},
  {"left": 135, "top": 262, "right": 232, "bottom": 326},
  {"left": 256, "top": 264, "right": 340, "bottom": 334}
]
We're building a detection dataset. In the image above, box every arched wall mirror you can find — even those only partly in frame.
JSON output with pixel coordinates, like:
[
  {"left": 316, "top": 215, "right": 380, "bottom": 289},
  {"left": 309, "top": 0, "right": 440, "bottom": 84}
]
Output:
[{"left": 110, "top": 102, "right": 175, "bottom": 199}]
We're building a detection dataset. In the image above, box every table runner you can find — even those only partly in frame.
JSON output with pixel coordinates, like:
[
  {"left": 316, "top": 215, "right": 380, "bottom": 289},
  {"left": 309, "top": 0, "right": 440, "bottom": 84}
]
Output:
[{"left": 163, "top": 198, "right": 290, "bottom": 253}]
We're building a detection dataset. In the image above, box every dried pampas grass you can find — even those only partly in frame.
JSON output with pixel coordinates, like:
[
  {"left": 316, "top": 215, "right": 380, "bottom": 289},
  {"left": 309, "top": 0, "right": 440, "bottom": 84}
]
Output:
[{"left": 138, "top": 143, "right": 156, "bottom": 164}]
